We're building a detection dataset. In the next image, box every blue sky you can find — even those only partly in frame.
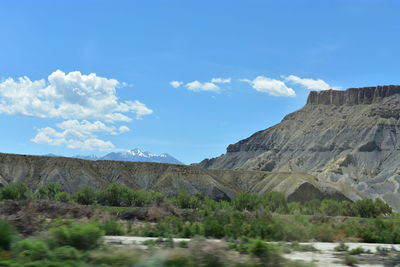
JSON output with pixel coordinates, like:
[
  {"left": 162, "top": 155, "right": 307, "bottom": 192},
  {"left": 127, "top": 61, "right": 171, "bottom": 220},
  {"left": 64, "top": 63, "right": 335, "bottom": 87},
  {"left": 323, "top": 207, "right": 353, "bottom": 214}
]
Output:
[{"left": 0, "top": 0, "right": 399, "bottom": 164}]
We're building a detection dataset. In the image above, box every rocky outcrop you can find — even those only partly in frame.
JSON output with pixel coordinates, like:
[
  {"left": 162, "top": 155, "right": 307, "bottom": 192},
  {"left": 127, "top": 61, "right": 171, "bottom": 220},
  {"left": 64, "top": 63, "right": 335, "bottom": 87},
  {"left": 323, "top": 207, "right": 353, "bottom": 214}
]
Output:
[
  {"left": 199, "top": 86, "right": 400, "bottom": 210},
  {"left": 0, "top": 153, "right": 362, "bottom": 203},
  {"left": 307, "top": 85, "right": 400, "bottom": 106}
]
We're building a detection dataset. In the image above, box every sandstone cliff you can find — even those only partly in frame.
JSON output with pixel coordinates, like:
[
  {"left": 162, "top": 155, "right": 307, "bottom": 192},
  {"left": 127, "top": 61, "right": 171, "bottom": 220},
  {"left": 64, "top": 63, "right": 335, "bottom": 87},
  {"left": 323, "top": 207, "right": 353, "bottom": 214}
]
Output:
[
  {"left": 199, "top": 85, "right": 400, "bottom": 210},
  {"left": 0, "top": 153, "right": 362, "bottom": 203}
]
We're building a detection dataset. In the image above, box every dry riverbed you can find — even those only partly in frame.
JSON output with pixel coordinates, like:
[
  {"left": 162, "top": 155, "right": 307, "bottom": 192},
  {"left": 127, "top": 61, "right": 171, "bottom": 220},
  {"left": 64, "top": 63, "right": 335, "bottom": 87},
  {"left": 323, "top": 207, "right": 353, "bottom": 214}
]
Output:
[{"left": 104, "top": 236, "right": 400, "bottom": 266}]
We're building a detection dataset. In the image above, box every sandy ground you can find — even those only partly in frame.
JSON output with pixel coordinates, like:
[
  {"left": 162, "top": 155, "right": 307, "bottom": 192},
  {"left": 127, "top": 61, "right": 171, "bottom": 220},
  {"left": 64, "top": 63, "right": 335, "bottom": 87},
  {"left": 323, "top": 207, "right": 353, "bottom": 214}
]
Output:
[{"left": 103, "top": 236, "right": 400, "bottom": 266}]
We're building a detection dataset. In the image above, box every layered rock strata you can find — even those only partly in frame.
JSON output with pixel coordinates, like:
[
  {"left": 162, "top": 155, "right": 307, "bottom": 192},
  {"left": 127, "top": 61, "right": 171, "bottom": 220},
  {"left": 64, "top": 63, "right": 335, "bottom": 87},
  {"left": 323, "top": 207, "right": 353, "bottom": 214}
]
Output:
[
  {"left": 199, "top": 86, "right": 400, "bottom": 210},
  {"left": 0, "top": 153, "right": 362, "bottom": 203}
]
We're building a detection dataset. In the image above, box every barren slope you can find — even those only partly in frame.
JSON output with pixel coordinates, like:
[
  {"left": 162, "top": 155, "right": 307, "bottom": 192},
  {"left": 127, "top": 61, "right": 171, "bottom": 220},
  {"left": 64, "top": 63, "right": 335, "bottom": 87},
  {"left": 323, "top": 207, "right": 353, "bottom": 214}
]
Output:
[
  {"left": 199, "top": 85, "right": 400, "bottom": 209},
  {"left": 0, "top": 153, "right": 362, "bottom": 202}
]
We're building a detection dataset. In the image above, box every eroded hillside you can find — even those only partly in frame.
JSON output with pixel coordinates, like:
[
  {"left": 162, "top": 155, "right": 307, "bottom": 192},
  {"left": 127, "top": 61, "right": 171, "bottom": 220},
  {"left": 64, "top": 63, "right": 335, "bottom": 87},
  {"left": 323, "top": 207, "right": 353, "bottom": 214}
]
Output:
[
  {"left": 199, "top": 85, "right": 400, "bottom": 210},
  {"left": 0, "top": 153, "right": 362, "bottom": 203}
]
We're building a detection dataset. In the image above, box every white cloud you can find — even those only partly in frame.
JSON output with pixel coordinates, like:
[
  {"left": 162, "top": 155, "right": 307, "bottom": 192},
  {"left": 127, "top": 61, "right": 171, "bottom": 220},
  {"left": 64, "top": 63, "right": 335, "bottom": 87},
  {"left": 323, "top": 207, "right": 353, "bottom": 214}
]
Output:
[
  {"left": 0, "top": 70, "right": 153, "bottom": 122},
  {"left": 242, "top": 76, "right": 296, "bottom": 97},
  {"left": 31, "top": 120, "right": 130, "bottom": 151},
  {"left": 170, "top": 81, "right": 183, "bottom": 88},
  {"left": 185, "top": 80, "right": 220, "bottom": 92},
  {"left": 285, "top": 75, "right": 332, "bottom": 91},
  {"left": 0, "top": 70, "right": 152, "bottom": 151},
  {"left": 211, "top": 77, "right": 231, "bottom": 84}
]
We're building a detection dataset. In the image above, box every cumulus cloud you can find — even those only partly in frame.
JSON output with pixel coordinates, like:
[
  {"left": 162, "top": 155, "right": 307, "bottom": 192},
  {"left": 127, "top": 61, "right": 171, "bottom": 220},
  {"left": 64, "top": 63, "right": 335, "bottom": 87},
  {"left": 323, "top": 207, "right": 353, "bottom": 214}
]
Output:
[
  {"left": 31, "top": 120, "right": 130, "bottom": 151},
  {"left": 185, "top": 80, "right": 220, "bottom": 92},
  {"left": 0, "top": 70, "right": 152, "bottom": 151},
  {"left": 285, "top": 75, "right": 333, "bottom": 91},
  {"left": 0, "top": 70, "right": 153, "bottom": 122},
  {"left": 241, "top": 76, "right": 296, "bottom": 97},
  {"left": 211, "top": 77, "right": 231, "bottom": 84},
  {"left": 170, "top": 81, "right": 183, "bottom": 88}
]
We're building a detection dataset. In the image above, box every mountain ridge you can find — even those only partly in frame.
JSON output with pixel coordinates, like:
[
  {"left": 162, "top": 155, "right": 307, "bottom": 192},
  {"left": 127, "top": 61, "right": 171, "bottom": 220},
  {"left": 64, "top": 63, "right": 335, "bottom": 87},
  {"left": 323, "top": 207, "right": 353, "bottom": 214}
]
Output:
[
  {"left": 198, "top": 85, "right": 400, "bottom": 210},
  {"left": 0, "top": 152, "right": 362, "bottom": 203},
  {"left": 50, "top": 148, "right": 183, "bottom": 164}
]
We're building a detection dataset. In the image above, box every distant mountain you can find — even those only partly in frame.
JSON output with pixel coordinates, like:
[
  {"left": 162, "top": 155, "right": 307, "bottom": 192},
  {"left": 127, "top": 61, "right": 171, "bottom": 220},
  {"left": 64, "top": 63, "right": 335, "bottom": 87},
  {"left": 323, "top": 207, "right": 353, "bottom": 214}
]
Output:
[
  {"left": 74, "top": 154, "right": 99, "bottom": 161},
  {"left": 72, "top": 148, "right": 183, "bottom": 164},
  {"left": 44, "top": 153, "right": 61, "bottom": 157}
]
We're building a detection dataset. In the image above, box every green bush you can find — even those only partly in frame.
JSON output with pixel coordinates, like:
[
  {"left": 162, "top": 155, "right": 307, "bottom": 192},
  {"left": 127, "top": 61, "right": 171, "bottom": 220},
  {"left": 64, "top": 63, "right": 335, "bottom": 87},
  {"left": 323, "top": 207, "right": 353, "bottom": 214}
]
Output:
[
  {"left": 50, "top": 223, "right": 104, "bottom": 250},
  {"left": 0, "top": 220, "right": 14, "bottom": 251},
  {"left": 232, "top": 193, "right": 261, "bottom": 211},
  {"left": 0, "top": 183, "right": 31, "bottom": 200},
  {"left": 35, "top": 184, "right": 62, "bottom": 200},
  {"left": 334, "top": 243, "right": 349, "bottom": 252},
  {"left": 203, "top": 217, "right": 225, "bottom": 238},
  {"left": 349, "top": 246, "right": 365, "bottom": 255},
  {"left": 262, "top": 192, "right": 288, "bottom": 213},
  {"left": 164, "top": 251, "right": 194, "bottom": 267},
  {"left": 98, "top": 220, "right": 125, "bottom": 236},
  {"left": 247, "top": 239, "right": 283, "bottom": 265},
  {"left": 98, "top": 184, "right": 129, "bottom": 207},
  {"left": 170, "top": 190, "right": 200, "bottom": 209},
  {"left": 354, "top": 198, "right": 392, "bottom": 218},
  {"left": 358, "top": 218, "right": 400, "bottom": 243},
  {"left": 51, "top": 246, "right": 83, "bottom": 261},
  {"left": 125, "top": 189, "right": 157, "bottom": 207},
  {"left": 343, "top": 255, "right": 359, "bottom": 266},
  {"left": 12, "top": 239, "right": 49, "bottom": 261},
  {"left": 73, "top": 186, "right": 98, "bottom": 205},
  {"left": 55, "top": 192, "right": 71, "bottom": 203},
  {"left": 87, "top": 248, "right": 141, "bottom": 266}
]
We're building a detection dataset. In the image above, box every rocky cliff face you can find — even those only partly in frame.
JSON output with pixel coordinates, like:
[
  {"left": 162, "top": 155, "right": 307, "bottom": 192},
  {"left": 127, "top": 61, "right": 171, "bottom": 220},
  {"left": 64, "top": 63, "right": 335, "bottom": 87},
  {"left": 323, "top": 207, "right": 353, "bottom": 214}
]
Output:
[
  {"left": 0, "top": 153, "right": 362, "bottom": 203},
  {"left": 199, "top": 86, "right": 400, "bottom": 210}
]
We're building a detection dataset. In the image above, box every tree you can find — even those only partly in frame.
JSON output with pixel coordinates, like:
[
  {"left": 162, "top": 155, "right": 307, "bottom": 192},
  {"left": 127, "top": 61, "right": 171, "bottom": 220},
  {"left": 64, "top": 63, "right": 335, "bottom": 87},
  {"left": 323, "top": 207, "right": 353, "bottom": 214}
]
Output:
[
  {"left": 170, "top": 190, "right": 200, "bottom": 209},
  {"left": 0, "top": 183, "right": 31, "bottom": 200},
  {"left": 74, "top": 186, "right": 98, "bottom": 205},
  {"left": 262, "top": 192, "right": 288, "bottom": 213},
  {"left": 232, "top": 193, "right": 261, "bottom": 211},
  {"left": 35, "top": 183, "right": 62, "bottom": 200},
  {"left": 98, "top": 184, "right": 130, "bottom": 207}
]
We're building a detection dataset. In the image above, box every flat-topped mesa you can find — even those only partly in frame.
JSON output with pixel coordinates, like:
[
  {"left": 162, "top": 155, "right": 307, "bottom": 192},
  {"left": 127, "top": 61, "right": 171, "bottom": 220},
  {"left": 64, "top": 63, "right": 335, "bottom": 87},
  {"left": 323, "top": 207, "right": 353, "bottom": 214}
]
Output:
[{"left": 306, "top": 85, "right": 400, "bottom": 106}]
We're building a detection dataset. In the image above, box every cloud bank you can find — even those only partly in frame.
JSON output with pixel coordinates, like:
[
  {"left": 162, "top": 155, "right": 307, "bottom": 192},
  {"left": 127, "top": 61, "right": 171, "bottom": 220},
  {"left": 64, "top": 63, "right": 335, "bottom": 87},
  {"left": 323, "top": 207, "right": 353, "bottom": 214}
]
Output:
[
  {"left": 285, "top": 75, "right": 333, "bottom": 90},
  {"left": 0, "top": 70, "right": 152, "bottom": 151},
  {"left": 241, "top": 76, "right": 296, "bottom": 97},
  {"left": 169, "top": 77, "right": 231, "bottom": 92}
]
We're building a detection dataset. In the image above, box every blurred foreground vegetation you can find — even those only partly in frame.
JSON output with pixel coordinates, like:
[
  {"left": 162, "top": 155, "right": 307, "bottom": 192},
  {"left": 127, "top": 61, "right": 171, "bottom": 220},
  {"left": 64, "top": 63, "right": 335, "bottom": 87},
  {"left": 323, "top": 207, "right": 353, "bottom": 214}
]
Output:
[{"left": 0, "top": 182, "right": 399, "bottom": 266}]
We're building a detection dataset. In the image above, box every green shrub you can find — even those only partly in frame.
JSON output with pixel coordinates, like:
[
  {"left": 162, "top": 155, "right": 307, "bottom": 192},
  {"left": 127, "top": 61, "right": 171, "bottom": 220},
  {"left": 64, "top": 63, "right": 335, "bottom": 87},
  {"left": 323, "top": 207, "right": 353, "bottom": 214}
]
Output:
[
  {"left": 55, "top": 192, "right": 71, "bottom": 203},
  {"left": 35, "top": 184, "right": 62, "bottom": 200},
  {"left": 177, "top": 241, "right": 189, "bottom": 248},
  {"left": 51, "top": 246, "right": 82, "bottom": 261},
  {"left": 0, "top": 220, "right": 14, "bottom": 251},
  {"left": 98, "top": 220, "right": 125, "bottom": 236},
  {"left": 164, "top": 251, "right": 194, "bottom": 267},
  {"left": 0, "top": 183, "right": 31, "bottom": 200},
  {"left": 170, "top": 190, "right": 200, "bottom": 209},
  {"left": 203, "top": 217, "right": 225, "bottom": 238},
  {"left": 343, "top": 255, "right": 359, "bottom": 266},
  {"left": 349, "top": 246, "right": 365, "bottom": 255},
  {"left": 247, "top": 239, "right": 283, "bottom": 265},
  {"left": 124, "top": 189, "right": 156, "bottom": 207},
  {"left": 354, "top": 198, "right": 392, "bottom": 218},
  {"left": 87, "top": 248, "right": 141, "bottom": 266},
  {"left": 262, "top": 192, "right": 288, "bottom": 213},
  {"left": 50, "top": 223, "right": 104, "bottom": 250},
  {"left": 334, "top": 242, "right": 349, "bottom": 252},
  {"left": 98, "top": 184, "right": 129, "bottom": 207},
  {"left": 358, "top": 218, "right": 400, "bottom": 243},
  {"left": 232, "top": 193, "right": 261, "bottom": 211},
  {"left": 73, "top": 186, "right": 98, "bottom": 205},
  {"left": 12, "top": 239, "right": 49, "bottom": 261}
]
